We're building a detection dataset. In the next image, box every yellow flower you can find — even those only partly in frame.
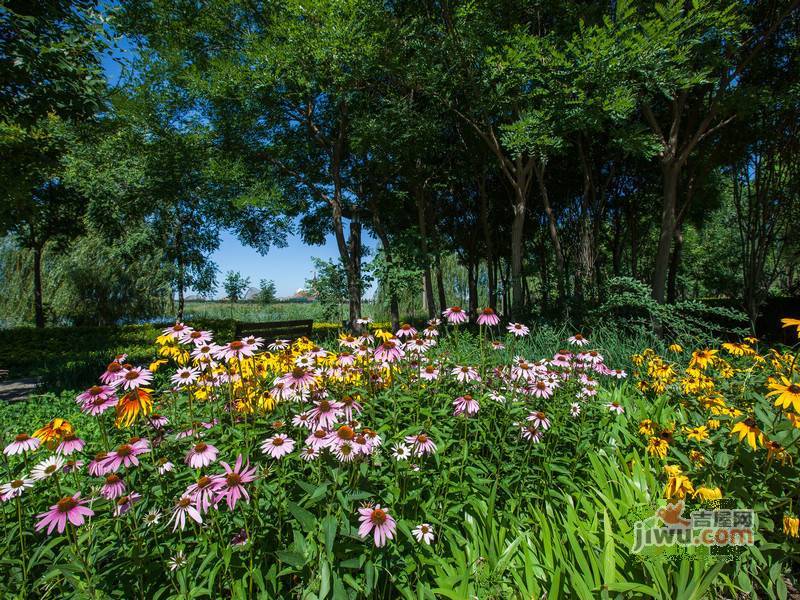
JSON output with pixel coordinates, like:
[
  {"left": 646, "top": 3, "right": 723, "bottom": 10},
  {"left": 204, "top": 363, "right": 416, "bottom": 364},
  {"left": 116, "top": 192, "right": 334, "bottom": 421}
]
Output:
[
  {"left": 722, "top": 342, "right": 754, "bottom": 357},
  {"left": 767, "top": 376, "right": 800, "bottom": 413},
  {"left": 707, "top": 419, "right": 720, "bottom": 430},
  {"left": 638, "top": 419, "right": 655, "bottom": 436},
  {"left": 683, "top": 425, "right": 709, "bottom": 442},
  {"left": 115, "top": 389, "right": 153, "bottom": 428},
  {"left": 780, "top": 317, "right": 800, "bottom": 336},
  {"left": 689, "top": 450, "right": 706, "bottom": 465},
  {"left": 663, "top": 465, "right": 694, "bottom": 500},
  {"left": 693, "top": 486, "right": 722, "bottom": 501},
  {"left": 149, "top": 359, "right": 168, "bottom": 372},
  {"left": 731, "top": 417, "right": 765, "bottom": 450},
  {"left": 744, "top": 336, "right": 758, "bottom": 344},
  {"left": 631, "top": 354, "right": 644, "bottom": 366},
  {"left": 786, "top": 413, "right": 800, "bottom": 429},
  {"left": 647, "top": 437, "right": 669, "bottom": 459},
  {"left": 33, "top": 418, "right": 73, "bottom": 443},
  {"left": 374, "top": 328, "right": 394, "bottom": 342},
  {"left": 689, "top": 349, "right": 718, "bottom": 370},
  {"left": 765, "top": 440, "right": 791, "bottom": 465},
  {"left": 668, "top": 343, "right": 683, "bottom": 353},
  {"left": 784, "top": 515, "right": 800, "bottom": 538}
]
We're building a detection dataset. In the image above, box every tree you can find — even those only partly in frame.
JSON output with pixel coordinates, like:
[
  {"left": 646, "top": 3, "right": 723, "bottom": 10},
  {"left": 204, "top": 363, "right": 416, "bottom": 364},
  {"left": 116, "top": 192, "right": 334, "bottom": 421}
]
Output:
[
  {"left": 0, "top": 0, "right": 107, "bottom": 326},
  {"left": 257, "top": 279, "right": 277, "bottom": 305},
  {"left": 306, "top": 258, "right": 349, "bottom": 322},
  {"left": 223, "top": 271, "right": 249, "bottom": 304}
]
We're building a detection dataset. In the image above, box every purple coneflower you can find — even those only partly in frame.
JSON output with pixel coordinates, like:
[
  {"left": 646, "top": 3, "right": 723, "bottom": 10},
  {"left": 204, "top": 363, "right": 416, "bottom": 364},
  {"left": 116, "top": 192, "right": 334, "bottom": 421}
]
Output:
[
  {"left": 116, "top": 367, "right": 153, "bottom": 390},
  {"left": 4, "top": 433, "right": 40, "bottom": 456},
  {"left": 452, "top": 365, "right": 480, "bottom": 383},
  {"left": 101, "top": 442, "right": 148, "bottom": 473},
  {"left": 214, "top": 340, "right": 255, "bottom": 361},
  {"left": 186, "top": 442, "right": 218, "bottom": 469},
  {"left": 392, "top": 443, "right": 411, "bottom": 460},
  {"left": 306, "top": 429, "right": 330, "bottom": 450},
  {"left": 521, "top": 425, "right": 543, "bottom": 443},
  {"left": 413, "top": 523, "right": 435, "bottom": 545},
  {"left": 1, "top": 477, "right": 34, "bottom": 501},
  {"left": 527, "top": 411, "right": 551, "bottom": 430},
  {"left": 186, "top": 475, "right": 223, "bottom": 513},
  {"left": 358, "top": 504, "right": 396, "bottom": 547},
  {"left": 606, "top": 402, "right": 625, "bottom": 414},
  {"left": 506, "top": 322, "right": 530, "bottom": 337},
  {"left": 442, "top": 306, "right": 468, "bottom": 325},
  {"left": 216, "top": 455, "right": 257, "bottom": 510},
  {"left": 114, "top": 492, "right": 141, "bottom": 517},
  {"left": 340, "top": 395, "right": 363, "bottom": 421},
  {"left": 453, "top": 395, "right": 480, "bottom": 416},
  {"left": 292, "top": 411, "right": 314, "bottom": 430},
  {"left": 528, "top": 380, "right": 553, "bottom": 399},
  {"left": 570, "top": 402, "right": 582, "bottom": 417},
  {"left": 568, "top": 333, "right": 590, "bottom": 346},
  {"left": 420, "top": 365, "right": 440, "bottom": 381},
  {"left": 100, "top": 361, "right": 125, "bottom": 384},
  {"left": 170, "top": 496, "right": 203, "bottom": 531},
  {"left": 374, "top": 340, "right": 404, "bottom": 363},
  {"left": 101, "top": 473, "right": 126, "bottom": 499},
  {"left": 181, "top": 329, "right": 213, "bottom": 345},
  {"left": 171, "top": 367, "right": 200, "bottom": 387},
  {"left": 163, "top": 322, "right": 189, "bottom": 339},
  {"left": 280, "top": 367, "right": 317, "bottom": 391},
  {"left": 35, "top": 493, "right": 94, "bottom": 535},
  {"left": 310, "top": 399, "right": 343, "bottom": 429},
  {"left": 56, "top": 433, "right": 85, "bottom": 456},
  {"left": 491, "top": 340, "right": 505, "bottom": 350},
  {"left": 261, "top": 435, "right": 295, "bottom": 459},
  {"left": 76, "top": 385, "right": 115, "bottom": 405},
  {"left": 395, "top": 323, "right": 417, "bottom": 338},
  {"left": 405, "top": 433, "right": 437, "bottom": 456},
  {"left": 300, "top": 445, "right": 319, "bottom": 461},
  {"left": 476, "top": 307, "right": 500, "bottom": 326}
]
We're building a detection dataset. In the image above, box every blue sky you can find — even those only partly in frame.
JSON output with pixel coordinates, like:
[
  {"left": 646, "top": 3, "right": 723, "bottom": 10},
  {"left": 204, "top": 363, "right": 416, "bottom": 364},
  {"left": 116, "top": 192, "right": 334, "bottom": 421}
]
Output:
[{"left": 101, "top": 38, "right": 374, "bottom": 298}]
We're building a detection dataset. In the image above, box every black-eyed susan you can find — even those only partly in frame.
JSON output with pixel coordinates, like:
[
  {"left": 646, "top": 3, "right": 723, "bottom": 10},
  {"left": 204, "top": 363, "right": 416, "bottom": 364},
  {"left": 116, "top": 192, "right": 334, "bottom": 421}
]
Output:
[
  {"left": 689, "top": 349, "right": 718, "bottom": 370},
  {"left": 663, "top": 465, "right": 694, "bottom": 500},
  {"left": 731, "top": 417, "right": 765, "bottom": 450},
  {"left": 780, "top": 317, "right": 800, "bottom": 337},
  {"left": 668, "top": 343, "right": 683, "bottom": 353},
  {"left": 707, "top": 418, "right": 720, "bottom": 430},
  {"left": 765, "top": 440, "right": 791, "bottom": 465},
  {"left": 692, "top": 486, "right": 722, "bottom": 501},
  {"left": 638, "top": 419, "right": 655, "bottom": 436},
  {"left": 767, "top": 376, "right": 800, "bottom": 413},
  {"left": 647, "top": 437, "right": 669, "bottom": 459},
  {"left": 721, "top": 342, "right": 754, "bottom": 357},
  {"left": 683, "top": 425, "right": 709, "bottom": 443},
  {"left": 689, "top": 450, "right": 706, "bottom": 465},
  {"left": 784, "top": 515, "right": 800, "bottom": 538}
]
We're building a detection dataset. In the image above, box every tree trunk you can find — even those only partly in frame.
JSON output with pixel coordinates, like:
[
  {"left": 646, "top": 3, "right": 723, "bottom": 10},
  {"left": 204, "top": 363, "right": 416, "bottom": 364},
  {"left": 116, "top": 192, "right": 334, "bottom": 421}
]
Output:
[
  {"left": 467, "top": 260, "right": 478, "bottom": 316},
  {"left": 612, "top": 210, "right": 623, "bottom": 276},
  {"left": 652, "top": 164, "right": 679, "bottom": 303},
  {"left": 176, "top": 225, "right": 185, "bottom": 323},
  {"left": 477, "top": 177, "right": 496, "bottom": 309},
  {"left": 538, "top": 239, "right": 550, "bottom": 312},
  {"left": 414, "top": 185, "right": 436, "bottom": 319},
  {"left": 435, "top": 255, "right": 446, "bottom": 314},
  {"left": 33, "top": 244, "right": 44, "bottom": 328},
  {"left": 666, "top": 225, "right": 684, "bottom": 303},
  {"left": 533, "top": 161, "right": 566, "bottom": 304},
  {"left": 370, "top": 206, "right": 400, "bottom": 331},
  {"left": 510, "top": 195, "right": 526, "bottom": 317},
  {"left": 346, "top": 219, "right": 362, "bottom": 328}
]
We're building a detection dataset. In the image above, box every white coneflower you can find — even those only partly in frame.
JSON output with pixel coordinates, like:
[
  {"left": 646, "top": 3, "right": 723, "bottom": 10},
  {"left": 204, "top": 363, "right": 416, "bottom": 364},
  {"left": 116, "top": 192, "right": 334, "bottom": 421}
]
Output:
[
  {"left": 168, "top": 550, "right": 187, "bottom": 571},
  {"left": 569, "top": 402, "right": 581, "bottom": 417},
  {"left": 0, "top": 477, "right": 34, "bottom": 500},
  {"left": 143, "top": 508, "right": 162, "bottom": 527},
  {"left": 31, "top": 456, "right": 65, "bottom": 481},
  {"left": 412, "top": 523, "right": 435, "bottom": 545},
  {"left": 392, "top": 443, "right": 411, "bottom": 461}
]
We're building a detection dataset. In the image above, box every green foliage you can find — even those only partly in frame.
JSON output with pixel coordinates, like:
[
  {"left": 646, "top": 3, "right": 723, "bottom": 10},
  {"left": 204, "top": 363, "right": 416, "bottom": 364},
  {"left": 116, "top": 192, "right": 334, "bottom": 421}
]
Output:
[
  {"left": 223, "top": 271, "right": 250, "bottom": 304},
  {"left": 256, "top": 279, "right": 277, "bottom": 305},
  {"left": 307, "top": 258, "right": 349, "bottom": 322}
]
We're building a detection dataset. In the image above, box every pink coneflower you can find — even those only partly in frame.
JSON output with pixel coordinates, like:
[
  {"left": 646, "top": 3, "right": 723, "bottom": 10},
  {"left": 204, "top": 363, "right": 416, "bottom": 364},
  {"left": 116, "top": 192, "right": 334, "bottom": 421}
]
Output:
[
  {"left": 512, "top": 361, "right": 536, "bottom": 381},
  {"left": 442, "top": 306, "right": 468, "bottom": 325},
  {"left": 4, "top": 433, "right": 40, "bottom": 455},
  {"left": 453, "top": 395, "right": 480, "bottom": 416},
  {"left": 405, "top": 433, "right": 437, "bottom": 456},
  {"left": 551, "top": 351, "right": 573, "bottom": 368},
  {"left": 340, "top": 395, "right": 363, "bottom": 421},
  {"left": 423, "top": 326, "right": 439, "bottom": 338},
  {"left": 88, "top": 452, "right": 109, "bottom": 476},
  {"left": 114, "top": 492, "right": 141, "bottom": 517},
  {"left": 158, "top": 458, "right": 175, "bottom": 475},
  {"left": 172, "top": 367, "right": 200, "bottom": 387},
  {"left": 163, "top": 322, "right": 190, "bottom": 339},
  {"left": 606, "top": 402, "right": 625, "bottom": 414},
  {"left": 186, "top": 475, "right": 223, "bottom": 513},
  {"left": 116, "top": 367, "right": 153, "bottom": 390},
  {"left": 300, "top": 445, "right": 319, "bottom": 461},
  {"left": 1, "top": 477, "right": 34, "bottom": 501},
  {"left": 216, "top": 455, "right": 257, "bottom": 510},
  {"left": 333, "top": 441, "right": 357, "bottom": 462},
  {"left": 81, "top": 393, "right": 117, "bottom": 416},
  {"left": 148, "top": 414, "right": 169, "bottom": 429},
  {"left": 525, "top": 379, "right": 552, "bottom": 398},
  {"left": 100, "top": 361, "right": 125, "bottom": 384},
  {"left": 420, "top": 365, "right": 440, "bottom": 380},
  {"left": 358, "top": 504, "right": 396, "bottom": 547},
  {"left": 476, "top": 307, "right": 500, "bottom": 326},
  {"left": 570, "top": 402, "right": 581, "bottom": 417},
  {"left": 405, "top": 337, "right": 432, "bottom": 354},
  {"left": 337, "top": 353, "right": 356, "bottom": 367},
  {"left": 56, "top": 434, "right": 85, "bottom": 456},
  {"left": 306, "top": 429, "right": 330, "bottom": 451},
  {"left": 339, "top": 334, "right": 360, "bottom": 349},
  {"left": 412, "top": 523, "right": 435, "bottom": 545},
  {"left": 292, "top": 411, "right": 314, "bottom": 430},
  {"left": 395, "top": 323, "right": 417, "bottom": 338},
  {"left": 610, "top": 369, "right": 627, "bottom": 379},
  {"left": 374, "top": 340, "right": 405, "bottom": 363},
  {"left": 280, "top": 367, "right": 317, "bottom": 391},
  {"left": 101, "top": 473, "right": 126, "bottom": 499},
  {"left": 101, "top": 442, "right": 149, "bottom": 472},
  {"left": 568, "top": 333, "right": 590, "bottom": 346},
  {"left": 35, "top": 493, "right": 94, "bottom": 535},
  {"left": 527, "top": 411, "right": 551, "bottom": 430},
  {"left": 506, "top": 322, "right": 530, "bottom": 337},
  {"left": 241, "top": 336, "right": 264, "bottom": 352},
  {"left": 521, "top": 425, "right": 543, "bottom": 443},
  {"left": 214, "top": 340, "right": 255, "bottom": 361},
  {"left": 452, "top": 365, "right": 480, "bottom": 383},
  {"left": 181, "top": 329, "right": 213, "bottom": 346},
  {"left": 261, "top": 435, "right": 295, "bottom": 459},
  {"left": 579, "top": 350, "right": 604, "bottom": 365},
  {"left": 186, "top": 442, "right": 218, "bottom": 469},
  {"left": 326, "top": 424, "right": 356, "bottom": 450},
  {"left": 363, "top": 428, "right": 382, "bottom": 448},
  {"left": 309, "top": 399, "right": 343, "bottom": 429},
  {"left": 491, "top": 340, "right": 505, "bottom": 350},
  {"left": 76, "top": 385, "right": 115, "bottom": 405},
  {"left": 268, "top": 339, "right": 290, "bottom": 351},
  {"left": 62, "top": 459, "right": 83, "bottom": 474},
  {"left": 170, "top": 496, "right": 203, "bottom": 531}
]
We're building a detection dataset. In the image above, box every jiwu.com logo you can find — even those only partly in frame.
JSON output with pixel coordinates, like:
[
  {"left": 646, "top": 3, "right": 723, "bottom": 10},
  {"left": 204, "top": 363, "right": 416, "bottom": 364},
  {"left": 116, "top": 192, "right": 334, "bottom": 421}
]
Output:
[{"left": 632, "top": 500, "right": 755, "bottom": 554}]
